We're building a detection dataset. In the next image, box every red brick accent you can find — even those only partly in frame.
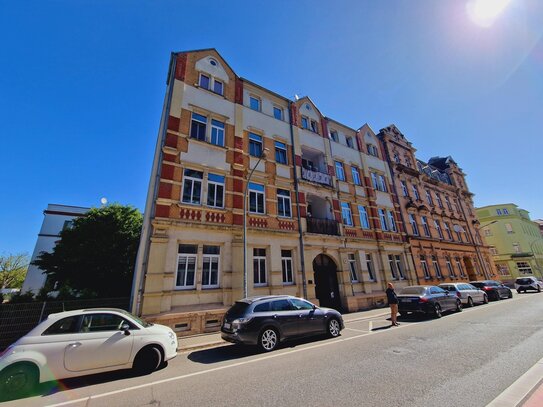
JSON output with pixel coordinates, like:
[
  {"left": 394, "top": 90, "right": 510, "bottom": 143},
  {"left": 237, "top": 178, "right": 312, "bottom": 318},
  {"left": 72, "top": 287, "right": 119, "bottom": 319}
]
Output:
[
  {"left": 335, "top": 213, "right": 342, "bottom": 223},
  {"left": 233, "top": 214, "right": 243, "bottom": 225},
  {"left": 155, "top": 204, "right": 170, "bottom": 218},
  {"left": 320, "top": 118, "right": 328, "bottom": 139},
  {"left": 167, "top": 116, "right": 180, "bottom": 132},
  {"left": 295, "top": 155, "right": 302, "bottom": 166},
  {"left": 158, "top": 182, "right": 172, "bottom": 199},
  {"left": 233, "top": 179, "right": 244, "bottom": 193},
  {"left": 332, "top": 199, "right": 340, "bottom": 211},
  {"left": 249, "top": 217, "right": 268, "bottom": 228},
  {"left": 328, "top": 165, "right": 335, "bottom": 177},
  {"left": 233, "top": 169, "right": 244, "bottom": 178},
  {"left": 278, "top": 220, "right": 296, "bottom": 231},
  {"left": 297, "top": 192, "right": 306, "bottom": 204},
  {"left": 355, "top": 134, "right": 363, "bottom": 151},
  {"left": 345, "top": 228, "right": 357, "bottom": 237},
  {"left": 235, "top": 78, "right": 244, "bottom": 104},
  {"left": 232, "top": 194, "right": 243, "bottom": 209},
  {"left": 234, "top": 136, "right": 244, "bottom": 150},
  {"left": 165, "top": 133, "right": 178, "bottom": 148},
  {"left": 163, "top": 153, "right": 177, "bottom": 163},
  {"left": 234, "top": 151, "right": 244, "bottom": 165},
  {"left": 300, "top": 206, "right": 307, "bottom": 217},
  {"left": 175, "top": 53, "right": 187, "bottom": 81},
  {"left": 161, "top": 164, "right": 175, "bottom": 180},
  {"left": 290, "top": 104, "right": 298, "bottom": 126},
  {"left": 206, "top": 212, "right": 226, "bottom": 223},
  {"left": 180, "top": 208, "right": 202, "bottom": 221}
]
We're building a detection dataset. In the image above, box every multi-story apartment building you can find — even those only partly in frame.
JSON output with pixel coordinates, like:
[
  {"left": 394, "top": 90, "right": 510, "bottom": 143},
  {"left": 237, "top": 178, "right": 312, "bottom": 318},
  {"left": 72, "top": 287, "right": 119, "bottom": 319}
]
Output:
[
  {"left": 131, "top": 49, "right": 416, "bottom": 335},
  {"left": 476, "top": 204, "right": 543, "bottom": 283},
  {"left": 378, "top": 125, "right": 495, "bottom": 284}
]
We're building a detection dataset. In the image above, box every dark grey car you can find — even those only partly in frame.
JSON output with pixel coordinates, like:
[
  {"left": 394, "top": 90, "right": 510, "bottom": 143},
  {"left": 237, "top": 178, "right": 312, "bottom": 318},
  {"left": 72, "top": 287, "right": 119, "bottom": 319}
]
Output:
[
  {"left": 397, "top": 285, "right": 462, "bottom": 318},
  {"left": 221, "top": 295, "right": 344, "bottom": 352}
]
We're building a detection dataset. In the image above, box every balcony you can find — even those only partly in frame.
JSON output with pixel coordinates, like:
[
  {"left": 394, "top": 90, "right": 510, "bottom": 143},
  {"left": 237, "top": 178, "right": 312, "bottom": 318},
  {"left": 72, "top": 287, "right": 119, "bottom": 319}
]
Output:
[
  {"left": 307, "top": 217, "right": 340, "bottom": 236},
  {"left": 301, "top": 167, "right": 331, "bottom": 186}
]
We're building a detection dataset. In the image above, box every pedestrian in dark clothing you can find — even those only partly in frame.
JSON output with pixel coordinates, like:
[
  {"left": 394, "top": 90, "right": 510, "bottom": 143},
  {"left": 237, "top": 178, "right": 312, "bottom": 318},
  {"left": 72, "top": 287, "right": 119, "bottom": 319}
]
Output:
[{"left": 386, "top": 282, "right": 399, "bottom": 326}]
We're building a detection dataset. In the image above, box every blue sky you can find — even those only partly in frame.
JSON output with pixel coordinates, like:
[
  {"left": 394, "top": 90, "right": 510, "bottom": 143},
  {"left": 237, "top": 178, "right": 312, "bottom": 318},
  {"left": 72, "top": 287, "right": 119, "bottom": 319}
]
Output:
[{"left": 1, "top": 0, "right": 542, "bottom": 256}]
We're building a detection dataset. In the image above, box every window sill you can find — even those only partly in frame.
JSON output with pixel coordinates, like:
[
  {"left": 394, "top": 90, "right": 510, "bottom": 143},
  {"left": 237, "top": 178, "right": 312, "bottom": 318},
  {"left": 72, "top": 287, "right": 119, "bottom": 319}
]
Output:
[
  {"left": 195, "top": 84, "right": 226, "bottom": 99},
  {"left": 188, "top": 137, "right": 227, "bottom": 151}
]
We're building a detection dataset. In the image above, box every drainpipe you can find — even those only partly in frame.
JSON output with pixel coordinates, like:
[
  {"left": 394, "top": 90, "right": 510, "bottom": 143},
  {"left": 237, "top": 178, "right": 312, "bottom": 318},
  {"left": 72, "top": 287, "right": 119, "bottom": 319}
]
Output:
[
  {"left": 288, "top": 101, "right": 307, "bottom": 299},
  {"left": 130, "top": 53, "right": 178, "bottom": 315}
]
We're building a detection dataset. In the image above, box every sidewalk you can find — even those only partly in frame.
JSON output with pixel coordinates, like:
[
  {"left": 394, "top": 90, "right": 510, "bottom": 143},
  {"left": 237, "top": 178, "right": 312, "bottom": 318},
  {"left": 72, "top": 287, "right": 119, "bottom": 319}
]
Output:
[{"left": 177, "top": 306, "right": 390, "bottom": 352}]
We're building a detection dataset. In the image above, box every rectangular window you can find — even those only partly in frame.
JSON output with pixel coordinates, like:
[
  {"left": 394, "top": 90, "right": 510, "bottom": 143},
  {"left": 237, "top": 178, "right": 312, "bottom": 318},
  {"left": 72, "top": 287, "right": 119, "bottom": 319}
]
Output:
[
  {"left": 421, "top": 216, "right": 431, "bottom": 237},
  {"left": 445, "top": 196, "right": 452, "bottom": 211},
  {"left": 444, "top": 222, "right": 453, "bottom": 240},
  {"left": 409, "top": 213, "right": 419, "bottom": 236},
  {"left": 250, "top": 96, "right": 261, "bottom": 111},
  {"left": 335, "top": 161, "right": 345, "bottom": 181},
  {"left": 277, "top": 189, "right": 291, "bottom": 218},
  {"left": 341, "top": 202, "right": 353, "bottom": 226},
  {"left": 496, "top": 209, "right": 502, "bottom": 215},
  {"left": 436, "top": 194, "right": 443, "bottom": 209},
  {"left": 210, "top": 119, "right": 225, "bottom": 146},
  {"left": 426, "top": 190, "right": 434, "bottom": 206},
  {"left": 388, "top": 254, "right": 398, "bottom": 280},
  {"left": 202, "top": 246, "right": 220, "bottom": 288},
  {"left": 190, "top": 113, "right": 207, "bottom": 141},
  {"left": 249, "top": 183, "right": 265, "bottom": 214},
  {"left": 412, "top": 185, "right": 420, "bottom": 200},
  {"left": 378, "top": 175, "right": 388, "bottom": 192},
  {"left": 348, "top": 253, "right": 358, "bottom": 282},
  {"left": 301, "top": 116, "right": 309, "bottom": 129},
  {"left": 281, "top": 250, "right": 294, "bottom": 284},
  {"left": 253, "top": 248, "right": 267, "bottom": 286},
  {"left": 505, "top": 223, "right": 514, "bottom": 234},
  {"left": 513, "top": 243, "right": 521, "bottom": 253},
  {"left": 497, "top": 264, "right": 509, "bottom": 276},
  {"left": 434, "top": 220, "right": 443, "bottom": 239},
  {"left": 207, "top": 173, "right": 225, "bottom": 208},
  {"left": 358, "top": 205, "right": 370, "bottom": 229},
  {"left": 379, "top": 209, "right": 388, "bottom": 231},
  {"left": 503, "top": 208, "right": 509, "bottom": 215},
  {"left": 367, "top": 144, "right": 379, "bottom": 157},
  {"left": 273, "top": 106, "right": 283, "bottom": 120},
  {"left": 445, "top": 257, "right": 455, "bottom": 278},
  {"left": 387, "top": 211, "right": 397, "bottom": 232},
  {"left": 275, "top": 141, "right": 287, "bottom": 164},
  {"left": 330, "top": 130, "right": 338, "bottom": 142},
  {"left": 366, "top": 254, "right": 376, "bottom": 281},
  {"left": 420, "top": 256, "right": 431, "bottom": 279},
  {"left": 176, "top": 245, "right": 197, "bottom": 289},
  {"left": 370, "top": 172, "right": 378, "bottom": 190},
  {"left": 199, "top": 74, "right": 210, "bottom": 90},
  {"left": 401, "top": 181, "right": 409, "bottom": 197},
  {"left": 249, "top": 133, "right": 263, "bottom": 157},
  {"left": 346, "top": 137, "right": 354, "bottom": 148},
  {"left": 310, "top": 120, "right": 318, "bottom": 133},
  {"left": 213, "top": 80, "right": 223, "bottom": 95},
  {"left": 351, "top": 167, "right": 361, "bottom": 185},
  {"left": 395, "top": 255, "right": 405, "bottom": 279},
  {"left": 182, "top": 169, "right": 203, "bottom": 205},
  {"left": 454, "top": 225, "right": 463, "bottom": 242},
  {"left": 455, "top": 257, "right": 466, "bottom": 277},
  {"left": 432, "top": 256, "right": 442, "bottom": 278}
]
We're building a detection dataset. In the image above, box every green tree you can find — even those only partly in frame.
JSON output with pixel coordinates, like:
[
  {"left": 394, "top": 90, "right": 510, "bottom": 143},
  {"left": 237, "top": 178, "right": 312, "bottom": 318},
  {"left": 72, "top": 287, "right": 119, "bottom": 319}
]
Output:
[
  {"left": 0, "top": 253, "right": 29, "bottom": 289},
  {"left": 32, "top": 204, "right": 143, "bottom": 298}
]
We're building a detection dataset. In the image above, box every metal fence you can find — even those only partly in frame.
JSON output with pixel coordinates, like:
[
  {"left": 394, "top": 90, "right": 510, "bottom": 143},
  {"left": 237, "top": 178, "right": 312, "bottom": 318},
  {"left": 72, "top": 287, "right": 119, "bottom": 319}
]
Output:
[{"left": 0, "top": 297, "right": 130, "bottom": 351}]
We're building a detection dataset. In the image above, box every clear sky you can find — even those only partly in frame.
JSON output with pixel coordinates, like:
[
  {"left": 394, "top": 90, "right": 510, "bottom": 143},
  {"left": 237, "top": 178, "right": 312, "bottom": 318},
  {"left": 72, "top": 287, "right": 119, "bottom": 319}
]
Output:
[{"left": 1, "top": 0, "right": 542, "bottom": 256}]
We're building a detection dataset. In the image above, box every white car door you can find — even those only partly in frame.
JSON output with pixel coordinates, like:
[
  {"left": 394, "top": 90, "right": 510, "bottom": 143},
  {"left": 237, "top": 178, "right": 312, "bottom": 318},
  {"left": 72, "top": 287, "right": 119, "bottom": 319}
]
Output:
[{"left": 64, "top": 313, "right": 134, "bottom": 372}]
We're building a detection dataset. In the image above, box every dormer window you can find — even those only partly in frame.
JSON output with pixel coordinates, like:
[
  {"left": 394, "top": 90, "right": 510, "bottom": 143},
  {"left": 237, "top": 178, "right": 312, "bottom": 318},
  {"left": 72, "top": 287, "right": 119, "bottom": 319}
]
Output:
[
  {"left": 346, "top": 136, "right": 354, "bottom": 149},
  {"left": 310, "top": 120, "right": 318, "bottom": 133},
  {"left": 199, "top": 73, "right": 223, "bottom": 96},
  {"left": 249, "top": 96, "right": 261, "bottom": 111},
  {"left": 301, "top": 116, "right": 309, "bottom": 129},
  {"left": 367, "top": 144, "right": 379, "bottom": 157}
]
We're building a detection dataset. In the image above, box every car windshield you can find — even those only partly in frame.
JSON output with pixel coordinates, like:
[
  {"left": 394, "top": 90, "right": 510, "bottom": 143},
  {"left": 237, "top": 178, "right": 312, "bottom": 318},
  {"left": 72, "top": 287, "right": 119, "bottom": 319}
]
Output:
[
  {"left": 117, "top": 309, "right": 152, "bottom": 327},
  {"left": 226, "top": 302, "right": 250, "bottom": 318},
  {"left": 400, "top": 287, "right": 426, "bottom": 295}
]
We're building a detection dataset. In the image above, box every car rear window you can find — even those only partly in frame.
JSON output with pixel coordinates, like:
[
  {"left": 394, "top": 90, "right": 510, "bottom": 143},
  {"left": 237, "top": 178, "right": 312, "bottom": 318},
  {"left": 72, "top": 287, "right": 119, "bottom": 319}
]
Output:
[
  {"left": 253, "top": 302, "right": 271, "bottom": 312},
  {"left": 470, "top": 282, "right": 484, "bottom": 288},
  {"left": 43, "top": 316, "right": 80, "bottom": 335},
  {"left": 226, "top": 302, "right": 250, "bottom": 317},
  {"left": 516, "top": 278, "right": 533, "bottom": 284},
  {"left": 400, "top": 287, "right": 426, "bottom": 295}
]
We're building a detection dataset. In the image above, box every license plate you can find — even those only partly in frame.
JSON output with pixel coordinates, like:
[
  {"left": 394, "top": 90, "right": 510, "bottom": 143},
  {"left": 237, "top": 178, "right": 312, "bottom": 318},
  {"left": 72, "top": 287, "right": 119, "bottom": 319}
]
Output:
[{"left": 223, "top": 322, "right": 231, "bottom": 329}]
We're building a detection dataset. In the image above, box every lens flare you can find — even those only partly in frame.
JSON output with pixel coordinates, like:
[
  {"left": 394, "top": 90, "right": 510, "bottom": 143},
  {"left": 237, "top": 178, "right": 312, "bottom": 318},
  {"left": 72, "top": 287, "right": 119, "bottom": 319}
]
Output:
[{"left": 467, "top": 0, "right": 513, "bottom": 27}]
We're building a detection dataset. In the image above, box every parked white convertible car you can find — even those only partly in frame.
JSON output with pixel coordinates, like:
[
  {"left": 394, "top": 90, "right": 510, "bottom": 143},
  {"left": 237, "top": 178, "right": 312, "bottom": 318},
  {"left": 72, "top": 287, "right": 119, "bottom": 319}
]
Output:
[{"left": 0, "top": 308, "right": 178, "bottom": 399}]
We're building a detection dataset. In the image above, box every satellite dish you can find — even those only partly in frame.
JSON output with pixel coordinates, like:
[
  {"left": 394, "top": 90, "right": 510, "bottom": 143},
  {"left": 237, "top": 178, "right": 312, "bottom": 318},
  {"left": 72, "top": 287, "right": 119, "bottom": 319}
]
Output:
[{"left": 100, "top": 197, "right": 108, "bottom": 206}]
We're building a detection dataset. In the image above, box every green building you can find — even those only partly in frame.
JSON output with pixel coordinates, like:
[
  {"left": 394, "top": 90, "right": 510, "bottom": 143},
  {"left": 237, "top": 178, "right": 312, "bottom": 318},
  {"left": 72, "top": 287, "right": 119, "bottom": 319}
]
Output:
[{"left": 476, "top": 204, "right": 543, "bottom": 283}]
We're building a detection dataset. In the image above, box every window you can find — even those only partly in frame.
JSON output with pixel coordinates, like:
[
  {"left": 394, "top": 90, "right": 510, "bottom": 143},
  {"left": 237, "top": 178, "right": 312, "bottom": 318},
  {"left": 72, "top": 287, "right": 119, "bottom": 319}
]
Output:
[
  {"left": 207, "top": 173, "right": 225, "bottom": 208},
  {"left": 335, "top": 161, "right": 345, "bottom": 181},
  {"left": 277, "top": 189, "right": 291, "bottom": 218},
  {"left": 513, "top": 242, "right": 521, "bottom": 253},
  {"left": 421, "top": 216, "right": 431, "bottom": 237},
  {"left": 444, "top": 222, "right": 452, "bottom": 240},
  {"left": 496, "top": 209, "right": 502, "bottom": 215},
  {"left": 199, "top": 73, "right": 210, "bottom": 89},
  {"left": 455, "top": 257, "right": 466, "bottom": 277},
  {"left": 434, "top": 220, "right": 444, "bottom": 239},
  {"left": 213, "top": 80, "right": 223, "bottom": 95},
  {"left": 182, "top": 169, "right": 203, "bottom": 204},
  {"left": 301, "top": 116, "right": 309, "bottom": 129},
  {"left": 330, "top": 130, "right": 338, "bottom": 142},
  {"left": 426, "top": 190, "right": 434, "bottom": 206},
  {"left": 290, "top": 298, "right": 313, "bottom": 310},
  {"left": 281, "top": 250, "right": 294, "bottom": 284},
  {"left": 395, "top": 255, "right": 405, "bottom": 279},
  {"left": 432, "top": 256, "right": 442, "bottom": 278},
  {"left": 351, "top": 167, "right": 361, "bottom": 185},
  {"left": 445, "top": 196, "right": 452, "bottom": 211},
  {"left": 490, "top": 247, "right": 498, "bottom": 255},
  {"left": 341, "top": 202, "right": 353, "bottom": 226},
  {"left": 445, "top": 256, "right": 455, "bottom": 278},
  {"left": 453, "top": 199, "right": 460, "bottom": 213},
  {"left": 484, "top": 228, "right": 492, "bottom": 237},
  {"left": 273, "top": 106, "right": 283, "bottom": 120},
  {"left": 409, "top": 213, "right": 419, "bottom": 236},
  {"left": 401, "top": 181, "right": 409, "bottom": 197},
  {"left": 348, "top": 253, "right": 358, "bottom": 282},
  {"left": 393, "top": 153, "right": 400, "bottom": 163},
  {"left": 62, "top": 220, "right": 74, "bottom": 231},
  {"left": 497, "top": 264, "right": 509, "bottom": 276},
  {"left": 388, "top": 254, "right": 398, "bottom": 280},
  {"left": 366, "top": 254, "right": 376, "bottom": 281},
  {"left": 387, "top": 211, "right": 397, "bottom": 232},
  {"left": 420, "top": 256, "right": 431, "bottom": 279},
  {"left": 176, "top": 245, "right": 197, "bottom": 289},
  {"left": 249, "top": 183, "right": 265, "bottom": 214},
  {"left": 367, "top": 144, "right": 379, "bottom": 157},
  {"left": 253, "top": 248, "right": 267, "bottom": 286},
  {"left": 275, "top": 141, "right": 287, "bottom": 164},
  {"left": 250, "top": 96, "right": 261, "bottom": 111},
  {"left": 454, "top": 225, "right": 463, "bottom": 242},
  {"left": 346, "top": 136, "right": 355, "bottom": 149},
  {"left": 378, "top": 175, "right": 388, "bottom": 192},
  {"left": 81, "top": 314, "right": 128, "bottom": 333},
  {"left": 190, "top": 113, "right": 207, "bottom": 141},
  {"left": 199, "top": 73, "right": 223, "bottom": 96},
  {"left": 43, "top": 316, "right": 80, "bottom": 335},
  {"left": 202, "top": 246, "right": 220, "bottom": 288},
  {"left": 310, "top": 120, "right": 318, "bottom": 133},
  {"left": 358, "top": 205, "right": 370, "bottom": 229},
  {"left": 271, "top": 299, "right": 292, "bottom": 311},
  {"left": 412, "top": 185, "right": 420, "bottom": 200},
  {"left": 505, "top": 223, "right": 514, "bottom": 234},
  {"left": 249, "top": 133, "right": 263, "bottom": 157},
  {"left": 210, "top": 120, "right": 225, "bottom": 146},
  {"left": 378, "top": 209, "right": 388, "bottom": 231},
  {"left": 370, "top": 172, "right": 378, "bottom": 189},
  {"left": 503, "top": 208, "right": 509, "bottom": 215},
  {"left": 436, "top": 194, "right": 443, "bottom": 209}
]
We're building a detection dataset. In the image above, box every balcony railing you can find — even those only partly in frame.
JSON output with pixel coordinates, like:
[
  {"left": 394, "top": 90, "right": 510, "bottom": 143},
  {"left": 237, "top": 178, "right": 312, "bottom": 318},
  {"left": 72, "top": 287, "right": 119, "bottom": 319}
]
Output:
[
  {"left": 301, "top": 167, "right": 331, "bottom": 186},
  {"left": 306, "top": 217, "right": 340, "bottom": 236}
]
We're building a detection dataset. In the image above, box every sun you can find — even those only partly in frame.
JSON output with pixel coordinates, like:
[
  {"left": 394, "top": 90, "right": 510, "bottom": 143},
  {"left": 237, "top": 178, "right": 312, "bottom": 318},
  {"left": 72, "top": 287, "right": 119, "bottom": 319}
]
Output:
[{"left": 467, "top": 0, "right": 512, "bottom": 27}]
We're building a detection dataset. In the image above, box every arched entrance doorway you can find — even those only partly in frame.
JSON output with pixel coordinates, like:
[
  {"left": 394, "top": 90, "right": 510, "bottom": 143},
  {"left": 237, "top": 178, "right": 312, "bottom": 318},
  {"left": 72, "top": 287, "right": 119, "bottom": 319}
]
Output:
[{"left": 313, "top": 254, "right": 342, "bottom": 311}]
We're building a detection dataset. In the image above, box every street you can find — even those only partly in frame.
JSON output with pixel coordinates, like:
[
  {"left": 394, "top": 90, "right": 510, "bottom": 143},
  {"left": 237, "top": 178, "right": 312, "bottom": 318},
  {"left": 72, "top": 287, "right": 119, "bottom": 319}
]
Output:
[{"left": 4, "top": 292, "right": 543, "bottom": 407}]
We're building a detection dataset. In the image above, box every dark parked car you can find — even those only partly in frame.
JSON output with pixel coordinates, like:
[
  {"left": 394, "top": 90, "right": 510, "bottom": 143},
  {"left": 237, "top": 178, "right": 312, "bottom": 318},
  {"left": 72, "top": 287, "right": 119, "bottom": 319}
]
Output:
[
  {"left": 397, "top": 285, "right": 462, "bottom": 318},
  {"left": 221, "top": 295, "right": 344, "bottom": 352},
  {"left": 469, "top": 280, "right": 513, "bottom": 301}
]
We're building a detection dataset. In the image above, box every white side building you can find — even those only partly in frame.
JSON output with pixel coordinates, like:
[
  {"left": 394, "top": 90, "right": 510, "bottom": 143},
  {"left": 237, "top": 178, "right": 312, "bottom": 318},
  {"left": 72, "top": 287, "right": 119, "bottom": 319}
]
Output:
[{"left": 22, "top": 204, "right": 89, "bottom": 294}]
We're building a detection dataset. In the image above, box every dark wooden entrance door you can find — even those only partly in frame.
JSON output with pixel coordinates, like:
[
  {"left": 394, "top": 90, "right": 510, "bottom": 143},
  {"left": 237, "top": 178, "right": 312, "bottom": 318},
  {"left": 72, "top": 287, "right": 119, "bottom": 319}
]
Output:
[{"left": 313, "top": 254, "right": 342, "bottom": 311}]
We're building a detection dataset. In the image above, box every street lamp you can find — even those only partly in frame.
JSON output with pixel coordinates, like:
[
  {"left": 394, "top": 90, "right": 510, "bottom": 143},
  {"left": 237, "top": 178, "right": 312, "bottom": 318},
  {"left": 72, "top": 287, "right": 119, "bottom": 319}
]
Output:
[{"left": 243, "top": 147, "right": 270, "bottom": 299}]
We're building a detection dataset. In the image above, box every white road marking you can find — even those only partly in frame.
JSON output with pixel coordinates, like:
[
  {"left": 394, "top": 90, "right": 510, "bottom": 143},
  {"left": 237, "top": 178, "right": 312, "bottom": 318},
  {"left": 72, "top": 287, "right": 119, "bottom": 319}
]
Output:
[
  {"left": 344, "top": 327, "right": 369, "bottom": 333},
  {"left": 368, "top": 320, "right": 373, "bottom": 331}
]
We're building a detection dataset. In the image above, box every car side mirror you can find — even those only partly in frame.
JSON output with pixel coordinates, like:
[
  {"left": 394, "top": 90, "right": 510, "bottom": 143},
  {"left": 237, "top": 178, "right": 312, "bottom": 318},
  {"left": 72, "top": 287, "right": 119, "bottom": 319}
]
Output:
[
  {"left": 121, "top": 323, "right": 131, "bottom": 335},
  {"left": 312, "top": 304, "right": 317, "bottom": 310}
]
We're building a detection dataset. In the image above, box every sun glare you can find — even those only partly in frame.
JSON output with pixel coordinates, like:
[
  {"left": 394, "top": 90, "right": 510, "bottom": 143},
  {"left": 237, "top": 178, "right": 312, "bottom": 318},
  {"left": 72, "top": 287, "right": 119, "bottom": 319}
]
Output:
[{"left": 467, "top": 0, "right": 512, "bottom": 27}]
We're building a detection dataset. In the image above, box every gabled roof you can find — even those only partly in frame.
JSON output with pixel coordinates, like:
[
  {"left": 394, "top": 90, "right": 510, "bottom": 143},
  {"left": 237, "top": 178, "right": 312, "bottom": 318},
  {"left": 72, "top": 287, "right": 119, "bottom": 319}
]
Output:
[{"left": 173, "top": 47, "right": 239, "bottom": 78}]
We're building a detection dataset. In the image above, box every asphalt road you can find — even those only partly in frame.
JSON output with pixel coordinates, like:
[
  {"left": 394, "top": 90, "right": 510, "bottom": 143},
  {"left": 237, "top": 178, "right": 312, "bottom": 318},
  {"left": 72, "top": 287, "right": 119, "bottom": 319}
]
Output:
[{"left": 4, "top": 291, "right": 543, "bottom": 407}]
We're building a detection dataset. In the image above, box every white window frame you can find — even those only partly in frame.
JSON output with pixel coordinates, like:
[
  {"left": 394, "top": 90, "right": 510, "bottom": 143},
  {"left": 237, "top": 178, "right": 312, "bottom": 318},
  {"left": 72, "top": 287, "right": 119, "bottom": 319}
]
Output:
[
  {"left": 335, "top": 161, "right": 346, "bottom": 181},
  {"left": 210, "top": 119, "right": 225, "bottom": 146},
  {"left": 432, "top": 256, "right": 442, "bottom": 278},
  {"left": 370, "top": 172, "right": 378, "bottom": 189},
  {"left": 348, "top": 253, "right": 359, "bottom": 282},
  {"left": 275, "top": 141, "right": 288, "bottom": 165},
  {"left": 281, "top": 250, "right": 294, "bottom": 285},
  {"left": 412, "top": 185, "right": 420, "bottom": 200},
  {"left": 273, "top": 106, "right": 283, "bottom": 121},
  {"left": 436, "top": 194, "right": 443, "bottom": 209},
  {"left": 253, "top": 248, "right": 267, "bottom": 286},
  {"left": 434, "top": 220, "right": 444, "bottom": 239},
  {"left": 176, "top": 248, "right": 197, "bottom": 289},
  {"left": 341, "top": 202, "right": 353, "bottom": 226},
  {"left": 249, "top": 96, "right": 261, "bottom": 111},
  {"left": 421, "top": 256, "right": 431, "bottom": 279},
  {"left": 358, "top": 205, "right": 370, "bottom": 229},
  {"left": 329, "top": 130, "right": 338, "bottom": 142},
  {"left": 401, "top": 181, "right": 409, "bottom": 197},
  {"left": 455, "top": 257, "right": 466, "bottom": 278},
  {"left": 378, "top": 209, "right": 388, "bottom": 231},
  {"left": 365, "top": 253, "right": 376, "bottom": 281},
  {"left": 395, "top": 255, "right": 405, "bottom": 279},
  {"left": 351, "top": 167, "right": 361, "bottom": 185},
  {"left": 202, "top": 246, "right": 220, "bottom": 289},
  {"left": 181, "top": 169, "right": 203, "bottom": 205},
  {"left": 199, "top": 73, "right": 224, "bottom": 96},
  {"left": 206, "top": 173, "right": 225, "bottom": 208},
  {"left": 301, "top": 116, "right": 309, "bottom": 129},
  {"left": 388, "top": 254, "right": 398, "bottom": 280},
  {"left": 378, "top": 175, "right": 388, "bottom": 192},
  {"left": 249, "top": 183, "right": 266, "bottom": 214},
  {"left": 426, "top": 190, "right": 433, "bottom": 206},
  {"left": 445, "top": 257, "right": 455, "bottom": 278},
  {"left": 409, "top": 213, "right": 419, "bottom": 236},
  {"left": 277, "top": 189, "right": 292, "bottom": 218},
  {"left": 387, "top": 210, "right": 397, "bottom": 232},
  {"left": 444, "top": 222, "right": 453, "bottom": 240},
  {"left": 421, "top": 216, "right": 431, "bottom": 237},
  {"left": 346, "top": 136, "right": 355, "bottom": 149}
]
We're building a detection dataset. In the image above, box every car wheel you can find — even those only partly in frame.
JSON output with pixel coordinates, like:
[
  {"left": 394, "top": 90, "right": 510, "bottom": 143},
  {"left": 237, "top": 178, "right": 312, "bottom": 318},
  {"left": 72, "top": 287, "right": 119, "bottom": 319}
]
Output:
[
  {"left": 483, "top": 294, "right": 488, "bottom": 304},
  {"left": 0, "top": 363, "right": 38, "bottom": 400},
  {"left": 508, "top": 290, "right": 513, "bottom": 299},
  {"left": 327, "top": 318, "right": 341, "bottom": 338},
  {"left": 456, "top": 300, "right": 463, "bottom": 312},
  {"left": 433, "top": 304, "right": 442, "bottom": 318},
  {"left": 399, "top": 311, "right": 408, "bottom": 317},
  {"left": 493, "top": 292, "right": 501, "bottom": 301},
  {"left": 133, "top": 345, "right": 162, "bottom": 375},
  {"left": 538, "top": 286, "right": 541, "bottom": 293},
  {"left": 467, "top": 297, "right": 474, "bottom": 308},
  {"left": 517, "top": 289, "right": 522, "bottom": 294},
  {"left": 259, "top": 327, "right": 279, "bottom": 352}
]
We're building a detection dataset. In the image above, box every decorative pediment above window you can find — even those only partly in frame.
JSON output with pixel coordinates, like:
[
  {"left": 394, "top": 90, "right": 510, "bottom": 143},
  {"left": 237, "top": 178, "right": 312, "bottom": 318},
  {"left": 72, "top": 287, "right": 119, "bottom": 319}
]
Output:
[
  {"left": 195, "top": 56, "right": 229, "bottom": 83},
  {"left": 417, "top": 204, "right": 429, "bottom": 212}
]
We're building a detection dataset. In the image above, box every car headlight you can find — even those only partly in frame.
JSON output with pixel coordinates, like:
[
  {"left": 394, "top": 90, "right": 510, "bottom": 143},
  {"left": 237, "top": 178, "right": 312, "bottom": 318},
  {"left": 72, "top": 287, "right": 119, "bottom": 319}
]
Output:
[{"left": 168, "top": 331, "right": 175, "bottom": 340}]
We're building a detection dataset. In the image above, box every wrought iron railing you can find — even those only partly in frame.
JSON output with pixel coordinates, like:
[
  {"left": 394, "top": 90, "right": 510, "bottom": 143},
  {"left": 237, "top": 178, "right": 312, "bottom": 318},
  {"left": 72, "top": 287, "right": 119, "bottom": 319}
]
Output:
[{"left": 306, "top": 217, "right": 340, "bottom": 236}]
